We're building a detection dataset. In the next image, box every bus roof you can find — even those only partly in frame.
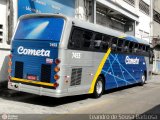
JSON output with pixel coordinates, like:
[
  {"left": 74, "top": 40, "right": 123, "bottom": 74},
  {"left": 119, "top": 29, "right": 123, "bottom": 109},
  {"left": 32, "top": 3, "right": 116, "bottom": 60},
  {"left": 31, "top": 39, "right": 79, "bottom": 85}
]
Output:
[{"left": 18, "top": 13, "right": 150, "bottom": 46}]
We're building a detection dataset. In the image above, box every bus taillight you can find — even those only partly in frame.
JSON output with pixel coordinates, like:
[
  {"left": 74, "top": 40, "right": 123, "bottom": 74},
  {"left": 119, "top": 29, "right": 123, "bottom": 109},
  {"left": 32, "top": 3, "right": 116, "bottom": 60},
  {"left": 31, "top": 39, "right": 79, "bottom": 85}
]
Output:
[
  {"left": 8, "top": 69, "right": 12, "bottom": 73},
  {"left": 54, "top": 66, "right": 60, "bottom": 72},
  {"left": 54, "top": 74, "right": 60, "bottom": 80},
  {"left": 8, "top": 54, "right": 12, "bottom": 60},
  {"left": 8, "top": 61, "right": 12, "bottom": 66},
  {"left": 55, "top": 58, "right": 61, "bottom": 65},
  {"left": 53, "top": 83, "right": 59, "bottom": 88}
]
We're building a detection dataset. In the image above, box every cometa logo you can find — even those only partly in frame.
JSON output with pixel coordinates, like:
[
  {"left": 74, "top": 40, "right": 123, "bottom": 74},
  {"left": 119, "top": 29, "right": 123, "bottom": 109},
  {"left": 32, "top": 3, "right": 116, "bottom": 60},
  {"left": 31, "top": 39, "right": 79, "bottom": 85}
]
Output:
[
  {"left": 17, "top": 46, "right": 50, "bottom": 57},
  {"left": 125, "top": 56, "right": 140, "bottom": 65}
]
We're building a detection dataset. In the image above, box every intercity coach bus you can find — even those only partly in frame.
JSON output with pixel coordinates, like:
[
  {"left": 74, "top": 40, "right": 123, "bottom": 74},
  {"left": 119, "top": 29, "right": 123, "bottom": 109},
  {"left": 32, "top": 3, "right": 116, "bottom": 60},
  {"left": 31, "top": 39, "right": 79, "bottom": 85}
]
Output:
[{"left": 8, "top": 14, "right": 153, "bottom": 98}]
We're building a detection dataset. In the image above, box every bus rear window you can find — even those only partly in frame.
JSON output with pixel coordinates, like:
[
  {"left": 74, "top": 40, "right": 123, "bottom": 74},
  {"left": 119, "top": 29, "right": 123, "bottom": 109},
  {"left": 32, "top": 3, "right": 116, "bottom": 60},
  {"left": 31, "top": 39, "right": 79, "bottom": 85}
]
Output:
[{"left": 14, "top": 17, "right": 64, "bottom": 41}]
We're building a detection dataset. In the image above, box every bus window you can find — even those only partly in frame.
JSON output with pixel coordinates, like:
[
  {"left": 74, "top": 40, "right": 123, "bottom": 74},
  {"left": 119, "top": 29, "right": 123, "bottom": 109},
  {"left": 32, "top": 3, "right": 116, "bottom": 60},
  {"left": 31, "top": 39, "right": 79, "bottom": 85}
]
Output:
[
  {"left": 117, "top": 39, "right": 124, "bottom": 52},
  {"left": 133, "top": 43, "right": 139, "bottom": 53},
  {"left": 111, "top": 37, "right": 118, "bottom": 51},
  {"left": 82, "top": 30, "right": 93, "bottom": 49},
  {"left": 69, "top": 28, "right": 84, "bottom": 49},
  {"left": 142, "top": 45, "right": 146, "bottom": 52},
  {"left": 146, "top": 46, "right": 150, "bottom": 52},
  {"left": 93, "top": 33, "right": 103, "bottom": 50},
  {"left": 129, "top": 42, "right": 134, "bottom": 53},
  {"left": 124, "top": 40, "right": 130, "bottom": 53},
  {"left": 138, "top": 44, "right": 143, "bottom": 52},
  {"left": 102, "top": 35, "right": 112, "bottom": 50}
]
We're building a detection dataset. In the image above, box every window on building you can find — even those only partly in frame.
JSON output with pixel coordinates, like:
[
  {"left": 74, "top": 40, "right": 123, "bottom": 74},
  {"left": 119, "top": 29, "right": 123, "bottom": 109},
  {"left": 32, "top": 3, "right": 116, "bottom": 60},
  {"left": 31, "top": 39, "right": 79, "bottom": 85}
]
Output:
[
  {"left": 154, "top": 10, "right": 160, "bottom": 24},
  {"left": 139, "top": 0, "right": 150, "bottom": 15},
  {"left": 0, "top": 24, "right": 3, "bottom": 43},
  {"left": 124, "top": 0, "right": 135, "bottom": 6}
]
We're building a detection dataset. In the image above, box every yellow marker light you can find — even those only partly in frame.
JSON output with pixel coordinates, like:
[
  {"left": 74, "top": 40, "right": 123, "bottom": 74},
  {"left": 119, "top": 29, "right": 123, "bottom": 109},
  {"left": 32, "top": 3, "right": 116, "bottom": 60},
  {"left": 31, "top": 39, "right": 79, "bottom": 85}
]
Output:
[
  {"left": 8, "top": 61, "right": 12, "bottom": 66},
  {"left": 54, "top": 74, "right": 60, "bottom": 80},
  {"left": 54, "top": 66, "right": 60, "bottom": 72},
  {"left": 8, "top": 69, "right": 12, "bottom": 73}
]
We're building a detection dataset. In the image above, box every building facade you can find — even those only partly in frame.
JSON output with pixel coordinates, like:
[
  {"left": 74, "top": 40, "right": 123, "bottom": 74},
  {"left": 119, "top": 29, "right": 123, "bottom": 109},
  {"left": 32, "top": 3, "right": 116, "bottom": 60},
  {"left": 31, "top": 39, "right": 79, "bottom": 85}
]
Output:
[
  {"left": 75, "top": 0, "right": 152, "bottom": 43},
  {"left": 152, "top": 0, "right": 160, "bottom": 74}
]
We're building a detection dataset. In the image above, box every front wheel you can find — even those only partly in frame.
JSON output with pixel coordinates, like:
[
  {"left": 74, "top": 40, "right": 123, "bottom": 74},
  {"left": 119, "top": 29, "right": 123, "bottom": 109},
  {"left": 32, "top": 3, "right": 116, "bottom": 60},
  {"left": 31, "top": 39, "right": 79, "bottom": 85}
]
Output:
[
  {"left": 140, "top": 74, "right": 146, "bottom": 86},
  {"left": 93, "top": 76, "right": 104, "bottom": 98}
]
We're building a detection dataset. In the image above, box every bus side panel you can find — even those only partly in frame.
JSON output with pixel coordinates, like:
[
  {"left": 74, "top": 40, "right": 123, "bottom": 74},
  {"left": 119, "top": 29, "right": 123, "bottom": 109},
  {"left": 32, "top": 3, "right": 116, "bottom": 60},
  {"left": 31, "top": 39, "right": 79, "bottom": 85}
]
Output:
[
  {"left": 65, "top": 50, "right": 94, "bottom": 95},
  {"left": 102, "top": 53, "right": 147, "bottom": 90}
]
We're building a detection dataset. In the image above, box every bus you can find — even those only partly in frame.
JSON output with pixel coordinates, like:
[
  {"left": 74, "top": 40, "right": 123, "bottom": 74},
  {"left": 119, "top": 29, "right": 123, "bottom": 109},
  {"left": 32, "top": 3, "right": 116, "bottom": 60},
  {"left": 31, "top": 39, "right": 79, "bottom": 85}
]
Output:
[
  {"left": 8, "top": 14, "right": 153, "bottom": 98},
  {"left": 0, "top": 0, "right": 75, "bottom": 86}
]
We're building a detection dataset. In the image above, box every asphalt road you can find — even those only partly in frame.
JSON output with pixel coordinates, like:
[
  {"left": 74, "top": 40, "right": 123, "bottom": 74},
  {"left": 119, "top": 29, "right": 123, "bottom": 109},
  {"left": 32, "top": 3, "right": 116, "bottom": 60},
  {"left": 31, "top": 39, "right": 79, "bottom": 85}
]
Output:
[{"left": 0, "top": 75, "right": 160, "bottom": 120}]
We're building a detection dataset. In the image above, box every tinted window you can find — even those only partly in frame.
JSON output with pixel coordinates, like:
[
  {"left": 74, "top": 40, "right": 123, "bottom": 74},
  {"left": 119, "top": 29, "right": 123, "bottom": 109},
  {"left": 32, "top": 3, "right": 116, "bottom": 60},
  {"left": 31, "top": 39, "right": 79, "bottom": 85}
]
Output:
[
  {"left": 111, "top": 37, "right": 118, "bottom": 51},
  {"left": 129, "top": 42, "right": 134, "bottom": 53},
  {"left": 102, "top": 35, "right": 112, "bottom": 50},
  {"left": 93, "top": 33, "right": 103, "bottom": 49},
  {"left": 69, "top": 28, "right": 84, "bottom": 49},
  {"left": 14, "top": 17, "right": 64, "bottom": 41},
  {"left": 124, "top": 41, "right": 130, "bottom": 53},
  {"left": 133, "top": 43, "right": 139, "bottom": 53},
  {"left": 82, "top": 31, "right": 93, "bottom": 49},
  {"left": 117, "top": 39, "right": 124, "bottom": 52}
]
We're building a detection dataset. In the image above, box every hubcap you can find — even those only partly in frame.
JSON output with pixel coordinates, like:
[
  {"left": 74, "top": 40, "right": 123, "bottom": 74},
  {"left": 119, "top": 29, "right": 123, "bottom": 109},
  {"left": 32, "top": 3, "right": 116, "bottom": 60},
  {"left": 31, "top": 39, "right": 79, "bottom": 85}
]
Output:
[
  {"left": 96, "top": 81, "right": 103, "bottom": 94},
  {"left": 142, "top": 75, "right": 145, "bottom": 83}
]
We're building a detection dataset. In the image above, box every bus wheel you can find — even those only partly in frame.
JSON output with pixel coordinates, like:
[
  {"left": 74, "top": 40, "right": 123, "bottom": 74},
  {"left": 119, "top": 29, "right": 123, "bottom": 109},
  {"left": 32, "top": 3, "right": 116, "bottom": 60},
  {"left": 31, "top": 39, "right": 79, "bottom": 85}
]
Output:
[
  {"left": 140, "top": 74, "right": 146, "bottom": 86},
  {"left": 93, "top": 76, "right": 104, "bottom": 98}
]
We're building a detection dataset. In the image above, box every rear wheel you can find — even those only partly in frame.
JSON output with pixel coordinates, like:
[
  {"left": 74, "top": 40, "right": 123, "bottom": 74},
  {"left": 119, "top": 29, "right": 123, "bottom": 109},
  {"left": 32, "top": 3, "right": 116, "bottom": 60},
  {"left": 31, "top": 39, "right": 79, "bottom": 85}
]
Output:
[
  {"left": 140, "top": 74, "right": 146, "bottom": 86},
  {"left": 93, "top": 76, "right": 104, "bottom": 98}
]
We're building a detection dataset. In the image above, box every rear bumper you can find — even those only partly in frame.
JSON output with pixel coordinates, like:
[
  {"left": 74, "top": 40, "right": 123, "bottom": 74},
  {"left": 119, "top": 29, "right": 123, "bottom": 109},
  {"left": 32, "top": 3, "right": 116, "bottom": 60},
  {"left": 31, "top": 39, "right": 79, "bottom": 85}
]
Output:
[{"left": 8, "top": 82, "right": 67, "bottom": 98}]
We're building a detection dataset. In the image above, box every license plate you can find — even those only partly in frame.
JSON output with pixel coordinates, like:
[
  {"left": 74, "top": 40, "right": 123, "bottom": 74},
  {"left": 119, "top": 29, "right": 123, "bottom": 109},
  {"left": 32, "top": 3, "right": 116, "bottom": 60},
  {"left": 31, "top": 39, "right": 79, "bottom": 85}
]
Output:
[{"left": 27, "top": 75, "right": 37, "bottom": 80}]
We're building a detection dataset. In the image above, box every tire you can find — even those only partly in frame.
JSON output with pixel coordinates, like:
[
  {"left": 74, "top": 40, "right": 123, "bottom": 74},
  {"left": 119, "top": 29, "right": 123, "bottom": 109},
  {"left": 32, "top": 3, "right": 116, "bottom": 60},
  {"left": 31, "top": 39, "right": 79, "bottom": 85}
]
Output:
[
  {"left": 140, "top": 74, "right": 146, "bottom": 86},
  {"left": 93, "top": 76, "right": 104, "bottom": 98}
]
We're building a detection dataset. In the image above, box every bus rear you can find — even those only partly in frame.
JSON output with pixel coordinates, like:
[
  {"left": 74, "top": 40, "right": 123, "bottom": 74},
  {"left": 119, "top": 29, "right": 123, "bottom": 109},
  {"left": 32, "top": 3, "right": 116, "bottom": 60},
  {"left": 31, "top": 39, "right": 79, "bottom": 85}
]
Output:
[{"left": 8, "top": 14, "right": 67, "bottom": 97}]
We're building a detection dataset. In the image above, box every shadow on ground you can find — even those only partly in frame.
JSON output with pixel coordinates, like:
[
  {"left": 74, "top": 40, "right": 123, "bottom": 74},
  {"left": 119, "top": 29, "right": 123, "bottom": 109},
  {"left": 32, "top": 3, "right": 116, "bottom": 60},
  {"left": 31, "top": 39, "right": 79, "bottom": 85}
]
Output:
[
  {"left": 0, "top": 83, "right": 142, "bottom": 107},
  {"left": 132, "top": 105, "right": 160, "bottom": 120}
]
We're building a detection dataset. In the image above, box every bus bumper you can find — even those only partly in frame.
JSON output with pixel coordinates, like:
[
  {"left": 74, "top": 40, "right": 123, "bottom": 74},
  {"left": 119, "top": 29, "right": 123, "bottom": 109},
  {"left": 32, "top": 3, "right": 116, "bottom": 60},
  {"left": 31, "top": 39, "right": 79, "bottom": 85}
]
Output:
[{"left": 8, "top": 82, "right": 67, "bottom": 98}]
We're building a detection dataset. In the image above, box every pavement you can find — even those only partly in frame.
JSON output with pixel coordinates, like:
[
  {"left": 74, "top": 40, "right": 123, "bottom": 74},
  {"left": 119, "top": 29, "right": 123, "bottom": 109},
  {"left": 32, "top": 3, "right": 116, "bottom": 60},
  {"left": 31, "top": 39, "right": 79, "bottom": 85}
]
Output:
[{"left": 0, "top": 75, "right": 160, "bottom": 119}]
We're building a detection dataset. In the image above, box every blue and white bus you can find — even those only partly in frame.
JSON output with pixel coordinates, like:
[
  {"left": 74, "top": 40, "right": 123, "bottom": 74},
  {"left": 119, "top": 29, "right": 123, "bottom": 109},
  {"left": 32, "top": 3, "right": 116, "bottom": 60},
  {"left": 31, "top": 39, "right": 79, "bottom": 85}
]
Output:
[{"left": 8, "top": 14, "right": 153, "bottom": 98}]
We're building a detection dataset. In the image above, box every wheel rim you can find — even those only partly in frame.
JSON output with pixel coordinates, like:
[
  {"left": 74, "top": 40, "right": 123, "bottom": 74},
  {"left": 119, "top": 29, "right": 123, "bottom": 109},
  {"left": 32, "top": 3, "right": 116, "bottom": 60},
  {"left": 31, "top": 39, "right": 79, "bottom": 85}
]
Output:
[
  {"left": 142, "top": 75, "right": 145, "bottom": 83},
  {"left": 96, "top": 81, "right": 103, "bottom": 95}
]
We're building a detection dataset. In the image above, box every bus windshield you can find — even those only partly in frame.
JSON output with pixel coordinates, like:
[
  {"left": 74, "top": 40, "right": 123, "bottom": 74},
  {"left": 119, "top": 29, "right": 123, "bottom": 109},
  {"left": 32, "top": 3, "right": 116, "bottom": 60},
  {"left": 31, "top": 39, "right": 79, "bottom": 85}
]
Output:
[{"left": 14, "top": 17, "right": 64, "bottom": 41}]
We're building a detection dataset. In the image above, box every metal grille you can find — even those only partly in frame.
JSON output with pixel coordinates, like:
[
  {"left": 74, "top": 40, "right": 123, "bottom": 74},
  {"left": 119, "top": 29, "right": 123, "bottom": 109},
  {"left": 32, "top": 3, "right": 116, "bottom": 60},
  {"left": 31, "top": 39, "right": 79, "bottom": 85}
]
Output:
[
  {"left": 154, "top": 10, "right": 160, "bottom": 24},
  {"left": 139, "top": 0, "right": 149, "bottom": 15},
  {"left": 70, "top": 68, "right": 82, "bottom": 86},
  {"left": 124, "top": 0, "right": 135, "bottom": 6},
  {"left": 41, "top": 64, "right": 51, "bottom": 83},
  {"left": 0, "top": 24, "right": 3, "bottom": 43},
  {"left": 15, "top": 61, "right": 24, "bottom": 79}
]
